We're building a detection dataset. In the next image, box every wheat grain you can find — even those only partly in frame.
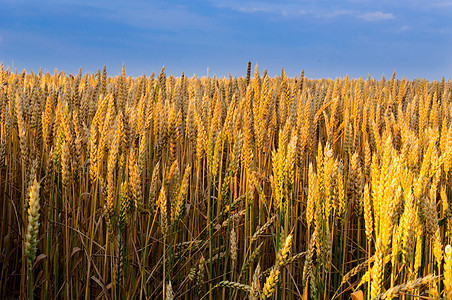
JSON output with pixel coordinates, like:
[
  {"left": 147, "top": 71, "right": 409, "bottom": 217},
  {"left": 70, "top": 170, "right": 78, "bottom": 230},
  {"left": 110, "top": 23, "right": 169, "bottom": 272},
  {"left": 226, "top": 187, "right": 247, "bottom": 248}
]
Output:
[{"left": 25, "top": 179, "right": 40, "bottom": 265}]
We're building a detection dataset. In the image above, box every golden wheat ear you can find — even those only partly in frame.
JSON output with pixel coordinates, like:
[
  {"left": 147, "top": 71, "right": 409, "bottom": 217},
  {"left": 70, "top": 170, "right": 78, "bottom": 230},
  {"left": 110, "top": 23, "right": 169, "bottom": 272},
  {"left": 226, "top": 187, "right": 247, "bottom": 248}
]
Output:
[{"left": 25, "top": 179, "right": 41, "bottom": 265}]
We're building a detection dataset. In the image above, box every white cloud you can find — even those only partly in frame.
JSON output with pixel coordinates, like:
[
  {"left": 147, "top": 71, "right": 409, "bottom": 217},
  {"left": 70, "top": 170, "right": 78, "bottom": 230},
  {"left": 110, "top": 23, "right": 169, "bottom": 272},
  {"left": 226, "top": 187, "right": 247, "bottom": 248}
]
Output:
[
  {"left": 358, "top": 11, "right": 395, "bottom": 21},
  {"left": 429, "top": 1, "right": 452, "bottom": 8},
  {"left": 319, "top": 10, "right": 354, "bottom": 18},
  {"left": 212, "top": 1, "right": 396, "bottom": 23},
  {"left": 216, "top": 2, "right": 307, "bottom": 18}
]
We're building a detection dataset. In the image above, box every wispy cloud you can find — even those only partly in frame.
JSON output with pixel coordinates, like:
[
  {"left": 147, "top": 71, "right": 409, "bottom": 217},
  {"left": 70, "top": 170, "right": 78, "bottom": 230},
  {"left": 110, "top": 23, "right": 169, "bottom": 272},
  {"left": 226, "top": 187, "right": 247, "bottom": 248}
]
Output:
[
  {"left": 429, "top": 0, "right": 452, "bottom": 8},
  {"left": 319, "top": 10, "right": 395, "bottom": 21},
  {"left": 357, "top": 11, "right": 395, "bottom": 21},
  {"left": 397, "top": 25, "right": 411, "bottom": 32},
  {"left": 212, "top": 1, "right": 395, "bottom": 22},
  {"left": 216, "top": 2, "right": 307, "bottom": 18},
  {"left": 318, "top": 10, "right": 354, "bottom": 18}
]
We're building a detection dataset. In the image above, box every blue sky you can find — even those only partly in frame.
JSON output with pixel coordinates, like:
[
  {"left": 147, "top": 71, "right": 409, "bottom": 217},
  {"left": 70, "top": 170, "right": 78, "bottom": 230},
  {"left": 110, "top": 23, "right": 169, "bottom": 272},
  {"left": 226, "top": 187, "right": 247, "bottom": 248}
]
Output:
[{"left": 0, "top": 0, "right": 451, "bottom": 79}]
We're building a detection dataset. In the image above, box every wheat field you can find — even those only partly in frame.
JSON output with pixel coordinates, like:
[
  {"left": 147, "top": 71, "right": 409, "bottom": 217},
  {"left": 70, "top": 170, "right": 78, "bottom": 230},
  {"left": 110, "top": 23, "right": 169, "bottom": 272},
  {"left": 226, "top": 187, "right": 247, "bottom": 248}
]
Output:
[{"left": 0, "top": 62, "right": 451, "bottom": 299}]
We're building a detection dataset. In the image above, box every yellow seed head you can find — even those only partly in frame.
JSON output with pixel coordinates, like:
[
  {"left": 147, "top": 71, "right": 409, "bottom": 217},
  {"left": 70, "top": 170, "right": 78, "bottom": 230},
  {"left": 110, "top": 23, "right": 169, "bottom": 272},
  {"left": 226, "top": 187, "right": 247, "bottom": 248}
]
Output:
[{"left": 25, "top": 179, "right": 41, "bottom": 265}]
